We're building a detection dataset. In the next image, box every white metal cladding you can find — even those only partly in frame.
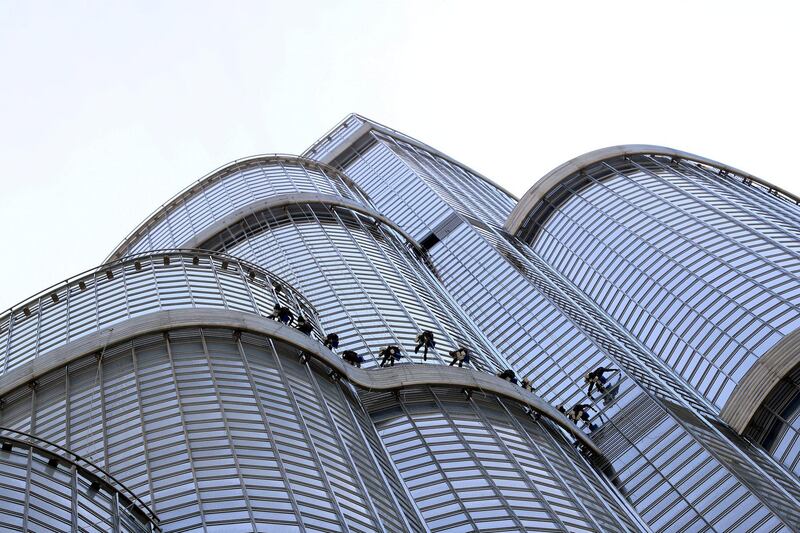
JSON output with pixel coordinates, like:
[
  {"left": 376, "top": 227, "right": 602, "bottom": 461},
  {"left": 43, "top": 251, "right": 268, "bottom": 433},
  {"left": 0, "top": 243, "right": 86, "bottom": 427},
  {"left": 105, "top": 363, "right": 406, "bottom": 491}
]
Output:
[
  {"left": 108, "top": 155, "right": 372, "bottom": 262},
  {"left": 517, "top": 153, "right": 800, "bottom": 414},
  {"left": 721, "top": 326, "right": 800, "bottom": 434},
  {"left": 197, "top": 202, "right": 510, "bottom": 373},
  {"left": 0, "top": 327, "right": 424, "bottom": 533},
  {"left": 0, "top": 250, "right": 321, "bottom": 380},
  {"left": 0, "top": 427, "right": 157, "bottom": 532}
]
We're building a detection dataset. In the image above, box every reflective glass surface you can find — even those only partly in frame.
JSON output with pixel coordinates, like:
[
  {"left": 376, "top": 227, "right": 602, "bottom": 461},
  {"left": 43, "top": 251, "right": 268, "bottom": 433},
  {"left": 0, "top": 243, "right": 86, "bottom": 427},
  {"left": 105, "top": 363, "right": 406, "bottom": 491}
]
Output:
[
  {"left": 314, "top": 121, "right": 800, "bottom": 531},
  {"left": 522, "top": 155, "right": 800, "bottom": 410},
  {"left": 114, "top": 156, "right": 369, "bottom": 259},
  {"left": 0, "top": 251, "right": 319, "bottom": 378},
  {"left": 0, "top": 432, "right": 154, "bottom": 533},
  {"left": 199, "top": 203, "right": 507, "bottom": 372},
  {"left": 368, "top": 387, "right": 637, "bottom": 532},
  {"left": 0, "top": 328, "right": 420, "bottom": 532},
  {"left": 746, "top": 361, "right": 800, "bottom": 479}
]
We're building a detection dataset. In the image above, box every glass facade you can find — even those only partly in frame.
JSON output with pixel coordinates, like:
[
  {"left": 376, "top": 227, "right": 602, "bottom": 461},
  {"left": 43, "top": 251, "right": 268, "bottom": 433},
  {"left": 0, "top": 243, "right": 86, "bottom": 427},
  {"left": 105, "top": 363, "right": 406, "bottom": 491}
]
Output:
[
  {"left": 306, "top": 115, "right": 800, "bottom": 531},
  {"left": 198, "top": 203, "right": 505, "bottom": 372},
  {"left": 0, "top": 427, "right": 155, "bottom": 532},
  {"left": 518, "top": 154, "right": 800, "bottom": 411},
  {"left": 3, "top": 117, "right": 800, "bottom": 531},
  {"left": 1, "top": 328, "right": 420, "bottom": 532},
  {"left": 0, "top": 250, "right": 321, "bottom": 378}
]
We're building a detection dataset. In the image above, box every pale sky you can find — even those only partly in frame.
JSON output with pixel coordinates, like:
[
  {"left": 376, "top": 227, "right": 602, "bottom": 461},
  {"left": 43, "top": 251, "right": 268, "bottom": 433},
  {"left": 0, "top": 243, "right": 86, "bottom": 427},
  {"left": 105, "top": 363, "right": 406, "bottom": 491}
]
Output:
[{"left": 1, "top": 1, "right": 799, "bottom": 309}]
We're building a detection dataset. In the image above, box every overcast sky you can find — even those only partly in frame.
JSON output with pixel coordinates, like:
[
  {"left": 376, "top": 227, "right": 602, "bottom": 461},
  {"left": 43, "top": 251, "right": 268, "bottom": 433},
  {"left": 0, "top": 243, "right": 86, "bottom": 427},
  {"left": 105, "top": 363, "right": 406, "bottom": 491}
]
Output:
[{"left": 1, "top": 1, "right": 799, "bottom": 309}]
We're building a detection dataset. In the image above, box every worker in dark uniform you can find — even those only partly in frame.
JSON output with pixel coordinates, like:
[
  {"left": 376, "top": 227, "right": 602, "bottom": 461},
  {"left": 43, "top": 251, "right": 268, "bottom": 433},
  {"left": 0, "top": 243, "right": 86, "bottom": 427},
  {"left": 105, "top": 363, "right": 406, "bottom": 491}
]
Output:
[
  {"left": 295, "top": 315, "right": 314, "bottom": 335},
  {"left": 342, "top": 350, "right": 362, "bottom": 368},
  {"left": 567, "top": 403, "right": 597, "bottom": 431},
  {"left": 324, "top": 333, "right": 340, "bottom": 350},
  {"left": 448, "top": 347, "right": 469, "bottom": 367},
  {"left": 379, "top": 345, "right": 402, "bottom": 367},
  {"left": 268, "top": 303, "right": 281, "bottom": 320},
  {"left": 269, "top": 304, "right": 294, "bottom": 326},
  {"left": 414, "top": 330, "right": 436, "bottom": 361},
  {"left": 520, "top": 378, "right": 535, "bottom": 392},
  {"left": 497, "top": 369, "right": 518, "bottom": 384},
  {"left": 585, "top": 366, "right": 619, "bottom": 397}
]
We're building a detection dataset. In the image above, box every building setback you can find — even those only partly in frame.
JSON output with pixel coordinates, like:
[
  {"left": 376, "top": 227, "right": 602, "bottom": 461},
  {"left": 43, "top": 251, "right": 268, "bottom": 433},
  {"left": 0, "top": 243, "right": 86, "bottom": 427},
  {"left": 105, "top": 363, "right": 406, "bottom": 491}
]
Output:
[{"left": 0, "top": 114, "right": 799, "bottom": 532}]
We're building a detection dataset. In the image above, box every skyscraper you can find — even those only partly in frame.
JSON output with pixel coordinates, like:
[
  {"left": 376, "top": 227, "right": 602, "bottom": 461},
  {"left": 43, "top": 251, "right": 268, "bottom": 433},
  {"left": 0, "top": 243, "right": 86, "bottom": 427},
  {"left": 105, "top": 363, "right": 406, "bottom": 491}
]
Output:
[{"left": 1, "top": 115, "right": 798, "bottom": 532}]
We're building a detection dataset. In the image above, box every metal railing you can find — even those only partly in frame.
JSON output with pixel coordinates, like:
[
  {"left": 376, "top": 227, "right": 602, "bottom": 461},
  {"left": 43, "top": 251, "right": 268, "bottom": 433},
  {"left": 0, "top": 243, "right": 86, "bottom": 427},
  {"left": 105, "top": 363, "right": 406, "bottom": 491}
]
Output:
[
  {"left": 0, "top": 249, "right": 322, "bottom": 377},
  {"left": 0, "top": 425, "right": 159, "bottom": 531}
]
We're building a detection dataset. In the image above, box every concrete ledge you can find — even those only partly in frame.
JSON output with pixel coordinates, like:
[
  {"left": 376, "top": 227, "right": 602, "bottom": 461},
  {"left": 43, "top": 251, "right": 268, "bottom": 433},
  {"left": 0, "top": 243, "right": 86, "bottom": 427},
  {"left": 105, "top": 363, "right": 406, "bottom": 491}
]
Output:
[
  {"left": 180, "top": 192, "right": 423, "bottom": 252},
  {"left": 0, "top": 308, "right": 600, "bottom": 455},
  {"left": 720, "top": 327, "right": 800, "bottom": 433},
  {"left": 504, "top": 144, "right": 797, "bottom": 236}
]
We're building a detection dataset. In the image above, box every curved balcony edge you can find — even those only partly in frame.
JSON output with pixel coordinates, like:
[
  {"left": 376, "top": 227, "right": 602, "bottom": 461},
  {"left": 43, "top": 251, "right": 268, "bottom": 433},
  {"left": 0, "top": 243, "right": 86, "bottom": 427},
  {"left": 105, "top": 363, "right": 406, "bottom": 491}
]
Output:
[
  {"left": 0, "top": 249, "right": 317, "bottom": 321},
  {"left": 106, "top": 154, "right": 374, "bottom": 262},
  {"left": 0, "top": 426, "right": 160, "bottom": 530},
  {"left": 720, "top": 326, "right": 800, "bottom": 433},
  {"left": 0, "top": 249, "right": 321, "bottom": 377},
  {"left": 504, "top": 144, "right": 800, "bottom": 237},
  {"left": 179, "top": 192, "right": 423, "bottom": 253},
  {"left": 0, "top": 307, "right": 602, "bottom": 458}
]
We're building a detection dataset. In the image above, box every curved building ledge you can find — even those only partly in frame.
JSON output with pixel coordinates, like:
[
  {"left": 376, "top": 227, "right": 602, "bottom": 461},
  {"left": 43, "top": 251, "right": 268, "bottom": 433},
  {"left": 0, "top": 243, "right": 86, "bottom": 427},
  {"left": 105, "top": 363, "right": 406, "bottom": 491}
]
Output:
[
  {"left": 0, "top": 426, "right": 160, "bottom": 529},
  {"left": 303, "top": 113, "right": 520, "bottom": 202},
  {"left": 0, "top": 249, "right": 321, "bottom": 377},
  {"left": 721, "top": 326, "right": 800, "bottom": 433},
  {"left": 106, "top": 154, "right": 373, "bottom": 262},
  {"left": 504, "top": 144, "right": 800, "bottom": 237},
  {"left": 0, "top": 307, "right": 602, "bottom": 456},
  {"left": 180, "top": 192, "right": 424, "bottom": 252}
]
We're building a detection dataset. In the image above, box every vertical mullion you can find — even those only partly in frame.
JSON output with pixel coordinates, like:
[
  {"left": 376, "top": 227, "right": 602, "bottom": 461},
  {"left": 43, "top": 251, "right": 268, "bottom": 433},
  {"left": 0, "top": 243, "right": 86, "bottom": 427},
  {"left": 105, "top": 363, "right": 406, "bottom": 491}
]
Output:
[
  {"left": 429, "top": 391, "right": 529, "bottom": 532},
  {"left": 199, "top": 330, "right": 257, "bottom": 530},
  {"left": 131, "top": 345, "right": 157, "bottom": 512},
  {"left": 163, "top": 332, "right": 208, "bottom": 532},
  {"left": 305, "top": 366, "right": 384, "bottom": 531},
  {"left": 270, "top": 339, "right": 352, "bottom": 533},
  {"left": 341, "top": 394, "right": 424, "bottom": 533},
  {"left": 235, "top": 334, "right": 307, "bottom": 533}
]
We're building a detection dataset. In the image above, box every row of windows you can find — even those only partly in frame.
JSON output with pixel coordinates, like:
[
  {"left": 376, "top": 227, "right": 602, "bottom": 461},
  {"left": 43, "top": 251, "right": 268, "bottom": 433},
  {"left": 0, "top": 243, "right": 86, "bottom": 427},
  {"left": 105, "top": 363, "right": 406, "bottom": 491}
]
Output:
[
  {"left": 198, "top": 203, "right": 507, "bottom": 372},
  {"left": 509, "top": 229, "right": 800, "bottom": 521},
  {"left": 330, "top": 138, "right": 800, "bottom": 531},
  {"left": 0, "top": 437, "right": 153, "bottom": 533},
  {"left": 120, "top": 158, "right": 366, "bottom": 259},
  {"left": 0, "top": 328, "right": 419, "bottom": 532},
  {"left": 528, "top": 155, "right": 800, "bottom": 409},
  {"left": 370, "top": 387, "right": 635, "bottom": 532},
  {"left": 344, "top": 140, "right": 456, "bottom": 242},
  {"left": 0, "top": 251, "right": 318, "bottom": 379},
  {"left": 341, "top": 134, "right": 516, "bottom": 245}
]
